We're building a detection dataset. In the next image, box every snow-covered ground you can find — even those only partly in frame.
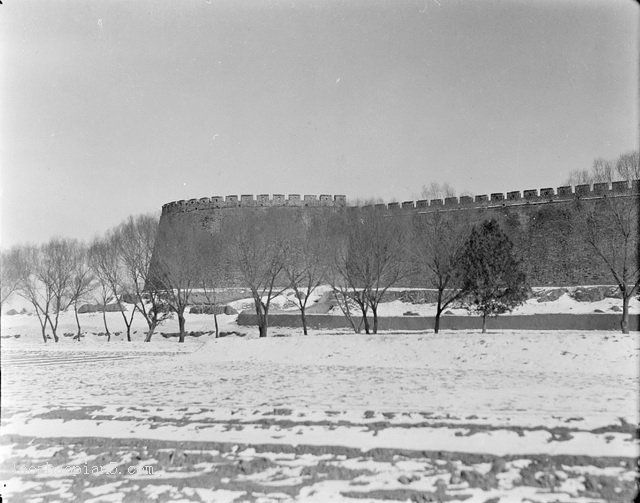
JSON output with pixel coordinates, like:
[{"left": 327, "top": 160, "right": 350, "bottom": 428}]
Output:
[{"left": 0, "top": 290, "right": 638, "bottom": 502}]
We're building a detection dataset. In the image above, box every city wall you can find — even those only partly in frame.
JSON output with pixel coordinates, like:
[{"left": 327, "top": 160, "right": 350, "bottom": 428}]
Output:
[{"left": 153, "top": 181, "right": 639, "bottom": 288}]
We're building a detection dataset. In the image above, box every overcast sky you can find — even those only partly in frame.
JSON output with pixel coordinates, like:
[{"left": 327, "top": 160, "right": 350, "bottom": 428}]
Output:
[{"left": 1, "top": 0, "right": 637, "bottom": 247}]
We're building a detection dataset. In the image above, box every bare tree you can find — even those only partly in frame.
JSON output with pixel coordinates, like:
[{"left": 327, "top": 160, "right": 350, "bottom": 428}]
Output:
[
  {"left": 575, "top": 194, "right": 639, "bottom": 333},
  {"left": 196, "top": 230, "right": 226, "bottom": 339},
  {"left": 1, "top": 247, "right": 22, "bottom": 333},
  {"left": 411, "top": 211, "right": 472, "bottom": 333},
  {"left": 15, "top": 245, "right": 55, "bottom": 342},
  {"left": 148, "top": 222, "right": 209, "bottom": 342},
  {"left": 615, "top": 150, "right": 640, "bottom": 181},
  {"left": 332, "top": 208, "right": 407, "bottom": 334},
  {"left": 565, "top": 150, "right": 639, "bottom": 185},
  {"left": 89, "top": 239, "right": 116, "bottom": 341},
  {"left": 41, "top": 238, "right": 80, "bottom": 342},
  {"left": 117, "top": 214, "right": 170, "bottom": 342},
  {"left": 65, "top": 242, "right": 95, "bottom": 341},
  {"left": 420, "top": 181, "right": 457, "bottom": 201},
  {"left": 227, "top": 208, "right": 288, "bottom": 338},
  {"left": 89, "top": 235, "right": 137, "bottom": 341},
  {"left": 282, "top": 211, "right": 331, "bottom": 335},
  {"left": 1, "top": 248, "right": 21, "bottom": 307}
]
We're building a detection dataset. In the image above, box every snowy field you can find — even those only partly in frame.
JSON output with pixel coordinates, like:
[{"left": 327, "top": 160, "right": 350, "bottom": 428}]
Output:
[{"left": 0, "top": 292, "right": 639, "bottom": 502}]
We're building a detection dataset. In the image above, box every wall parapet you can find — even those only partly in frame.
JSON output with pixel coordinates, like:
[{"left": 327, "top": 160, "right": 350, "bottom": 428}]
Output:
[
  {"left": 162, "top": 194, "right": 348, "bottom": 213},
  {"left": 161, "top": 180, "right": 639, "bottom": 215}
]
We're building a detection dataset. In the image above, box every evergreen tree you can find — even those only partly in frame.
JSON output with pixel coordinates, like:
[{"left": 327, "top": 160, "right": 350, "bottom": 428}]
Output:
[{"left": 459, "top": 219, "right": 528, "bottom": 332}]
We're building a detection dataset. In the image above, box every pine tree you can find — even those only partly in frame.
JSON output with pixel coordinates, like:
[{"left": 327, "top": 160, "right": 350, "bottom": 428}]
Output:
[{"left": 459, "top": 219, "right": 528, "bottom": 332}]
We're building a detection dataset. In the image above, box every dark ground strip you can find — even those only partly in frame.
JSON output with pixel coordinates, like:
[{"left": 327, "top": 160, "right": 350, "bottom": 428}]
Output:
[
  {"left": 22, "top": 406, "right": 639, "bottom": 441},
  {"left": 1, "top": 435, "right": 636, "bottom": 503}
]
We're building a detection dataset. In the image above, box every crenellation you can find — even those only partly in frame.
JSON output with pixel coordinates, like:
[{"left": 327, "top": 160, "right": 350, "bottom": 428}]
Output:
[
  {"left": 303, "top": 194, "right": 318, "bottom": 206},
  {"left": 575, "top": 184, "right": 590, "bottom": 197},
  {"left": 287, "top": 194, "right": 302, "bottom": 206},
  {"left": 211, "top": 196, "right": 224, "bottom": 208},
  {"left": 241, "top": 194, "right": 255, "bottom": 206},
  {"left": 557, "top": 186, "right": 572, "bottom": 197},
  {"left": 612, "top": 181, "right": 628, "bottom": 192},
  {"left": 592, "top": 182, "right": 609, "bottom": 194},
  {"left": 319, "top": 194, "right": 332, "bottom": 206},
  {"left": 161, "top": 180, "right": 638, "bottom": 216}
]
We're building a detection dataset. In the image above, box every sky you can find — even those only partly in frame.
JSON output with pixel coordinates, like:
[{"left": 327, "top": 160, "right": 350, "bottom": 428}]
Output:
[{"left": 0, "top": 0, "right": 637, "bottom": 247}]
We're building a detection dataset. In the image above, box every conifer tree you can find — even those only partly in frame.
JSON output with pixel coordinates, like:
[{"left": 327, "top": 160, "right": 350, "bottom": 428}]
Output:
[{"left": 459, "top": 219, "right": 528, "bottom": 332}]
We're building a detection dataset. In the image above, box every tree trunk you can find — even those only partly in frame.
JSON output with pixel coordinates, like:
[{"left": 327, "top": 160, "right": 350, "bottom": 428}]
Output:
[
  {"left": 73, "top": 302, "right": 82, "bottom": 341},
  {"left": 371, "top": 305, "right": 378, "bottom": 334},
  {"left": 362, "top": 313, "right": 370, "bottom": 334},
  {"left": 144, "top": 320, "right": 157, "bottom": 342},
  {"left": 214, "top": 314, "right": 219, "bottom": 338},
  {"left": 254, "top": 298, "right": 269, "bottom": 338},
  {"left": 258, "top": 311, "right": 268, "bottom": 338},
  {"left": 300, "top": 308, "right": 308, "bottom": 335},
  {"left": 621, "top": 295, "right": 630, "bottom": 334},
  {"left": 178, "top": 312, "right": 186, "bottom": 343},
  {"left": 41, "top": 323, "right": 47, "bottom": 343},
  {"left": 102, "top": 308, "right": 111, "bottom": 340},
  {"left": 482, "top": 313, "right": 487, "bottom": 333},
  {"left": 434, "top": 291, "right": 443, "bottom": 334},
  {"left": 47, "top": 314, "right": 59, "bottom": 343}
]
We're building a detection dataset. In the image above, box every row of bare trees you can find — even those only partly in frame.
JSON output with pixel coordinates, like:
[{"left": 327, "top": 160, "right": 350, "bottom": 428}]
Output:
[
  {"left": 206, "top": 205, "right": 529, "bottom": 337},
  {"left": 0, "top": 215, "right": 173, "bottom": 342}
]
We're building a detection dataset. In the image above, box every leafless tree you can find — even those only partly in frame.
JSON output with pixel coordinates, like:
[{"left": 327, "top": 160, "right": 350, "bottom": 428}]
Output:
[
  {"left": 148, "top": 222, "right": 209, "bottom": 342},
  {"left": 420, "top": 181, "right": 457, "bottom": 201},
  {"left": 411, "top": 211, "right": 472, "bottom": 333},
  {"left": 196, "top": 232, "right": 226, "bottom": 339},
  {"left": 88, "top": 239, "right": 117, "bottom": 341},
  {"left": 282, "top": 211, "right": 332, "bottom": 335},
  {"left": 566, "top": 151, "right": 639, "bottom": 186},
  {"left": 615, "top": 150, "right": 640, "bottom": 181},
  {"left": 575, "top": 194, "right": 639, "bottom": 333},
  {"left": 1, "top": 247, "right": 22, "bottom": 331},
  {"left": 116, "top": 214, "right": 170, "bottom": 342},
  {"left": 89, "top": 234, "right": 137, "bottom": 341},
  {"left": 227, "top": 208, "right": 288, "bottom": 338},
  {"left": 15, "top": 245, "right": 55, "bottom": 342},
  {"left": 65, "top": 242, "right": 95, "bottom": 341},
  {"left": 41, "top": 238, "right": 82, "bottom": 342},
  {"left": 331, "top": 207, "right": 407, "bottom": 334}
]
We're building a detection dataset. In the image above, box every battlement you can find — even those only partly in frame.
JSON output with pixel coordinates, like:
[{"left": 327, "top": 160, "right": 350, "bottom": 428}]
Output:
[
  {"left": 161, "top": 180, "right": 638, "bottom": 215},
  {"left": 374, "top": 179, "right": 639, "bottom": 212},
  {"left": 162, "top": 194, "right": 348, "bottom": 213}
]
